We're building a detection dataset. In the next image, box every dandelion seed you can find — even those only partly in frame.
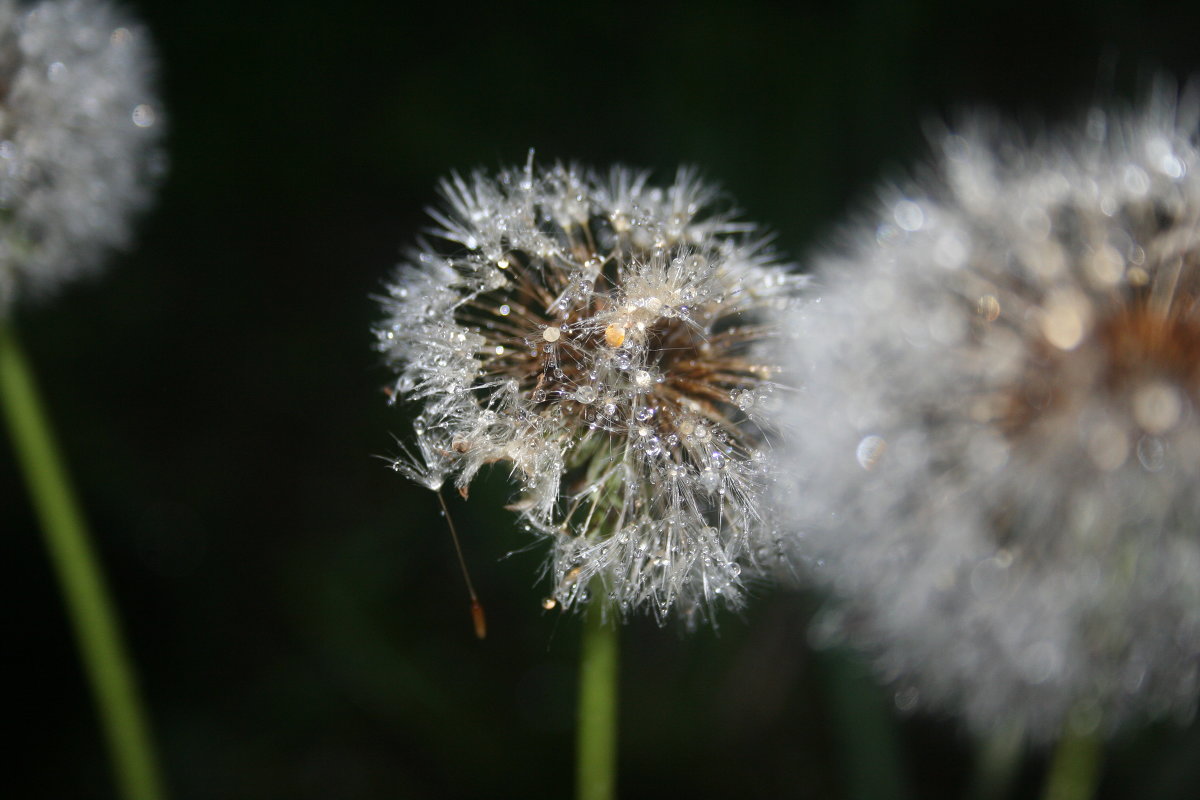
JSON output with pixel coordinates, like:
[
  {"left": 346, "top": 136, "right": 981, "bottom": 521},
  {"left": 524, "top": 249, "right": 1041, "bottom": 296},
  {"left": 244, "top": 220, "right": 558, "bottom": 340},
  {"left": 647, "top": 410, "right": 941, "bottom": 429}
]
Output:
[
  {"left": 378, "top": 157, "right": 803, "bottom": 623},
  {"left": 0, "top": 0, "right": 164, "bottom": 311},
  {"left": 780, "top": 86, "right": 1200, "bottom": 738}
]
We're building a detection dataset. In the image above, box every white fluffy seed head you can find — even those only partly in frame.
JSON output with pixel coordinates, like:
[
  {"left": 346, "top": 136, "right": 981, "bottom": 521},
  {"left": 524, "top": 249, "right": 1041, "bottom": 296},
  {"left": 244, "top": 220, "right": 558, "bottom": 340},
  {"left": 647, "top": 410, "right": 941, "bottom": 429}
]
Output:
[
  {"left": 377, "top": 157, "right": 805, "bottom": 625},
  {"left": 780, "top": 87, "right": 1200, "bottom": 739},
  {"left": 0, "top": 0, "right": 164, "bottom": 311}
]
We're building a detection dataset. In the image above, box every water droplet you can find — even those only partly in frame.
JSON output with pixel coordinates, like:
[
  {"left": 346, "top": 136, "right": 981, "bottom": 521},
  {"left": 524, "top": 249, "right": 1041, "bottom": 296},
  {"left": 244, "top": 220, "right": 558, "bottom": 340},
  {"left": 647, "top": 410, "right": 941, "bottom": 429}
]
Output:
[
  {"left": 1020, "top": 641, "right": 1063, "bottom": 684},
  {"left": 893, "top": 199, "right": 925, "bottom": 232},
  {"left": 574, "top": 385, "right": 598, "bottom": 404},
  {"left": 1133, "top": 381, "right": 1182, "bottom": 434},
  {"left": 976, "top": 294, "right": 1001, "bottom": 322},
  {"left": 1123, "top": 165, "right": 1151, "bottom": 195},
  {"left": 498, "top": 304, "right": 511, "bottom": 316},
  {"left": 856, "top": 435, "right": 887, "bottom": 470},
  {"left": 541, "top": 597, "right": 557, "bottom": 610},
  {"left": 1137, "top": 434, "right": 1167, "bottom": 472},
  {"left": 894, "top": 686, "right": 920, "bottom": 712},
  {"left": 1040, "top": 291, "right": 1091, "bottom": 350},
  {"left": 1086, "top": 421, "right": 1128, "bottom": 471},
  {"left": 532, "top": 389, "right": 547, "bottom": 402},
  {"left": 132, "top": 104, "right": 156, "bottom": 128},
  {"left": 543, "top": 326, "right": 561, "bottom": 342}
]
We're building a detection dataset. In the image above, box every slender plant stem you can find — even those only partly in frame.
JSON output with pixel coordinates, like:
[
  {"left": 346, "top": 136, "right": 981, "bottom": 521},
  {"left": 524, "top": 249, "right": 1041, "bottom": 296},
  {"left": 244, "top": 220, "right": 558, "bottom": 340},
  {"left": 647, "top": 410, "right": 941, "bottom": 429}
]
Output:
[
  {"left": 0, "top": 320, "right": 165, "bottom": 800},
  {"left": 1041, "top": 728, "right": 1102, "bottom": 800},
  {"left": 815, "top": 646, "right": 908, "bottom": 800},
  {"left": 576, "top": 592, "right": 618, "bottom": 800},
  {"left": 969, "top": 724, "right": 1024, "bottom": 800}
]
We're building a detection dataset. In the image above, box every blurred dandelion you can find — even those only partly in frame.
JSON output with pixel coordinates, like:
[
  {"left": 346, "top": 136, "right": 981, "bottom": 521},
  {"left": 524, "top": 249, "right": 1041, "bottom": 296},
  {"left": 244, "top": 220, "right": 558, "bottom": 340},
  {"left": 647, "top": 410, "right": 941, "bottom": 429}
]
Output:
[
  {"left": 0, "top": 0, "right": 163, "bottom": 311},
  {"left": 377, "top": 156, "right": 802, "bottom": 624},
  {"left": 0, "top": 2, "right": 165, "bottom": 798},
  {"left": 780, "top": 85, "right": 1200, "bottom": 742}
]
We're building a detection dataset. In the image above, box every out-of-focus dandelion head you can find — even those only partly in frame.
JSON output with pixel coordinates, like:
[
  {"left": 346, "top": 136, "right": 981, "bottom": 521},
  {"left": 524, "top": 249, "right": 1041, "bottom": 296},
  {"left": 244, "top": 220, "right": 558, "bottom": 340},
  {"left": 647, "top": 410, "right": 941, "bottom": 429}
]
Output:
[
  {"left": 780, "top": 86, "right": 1200, "bottom": 739},
  {"left": 0, "top": 0, "right": 164, "bottom": 311},
  {"left": 377, "top": 156, "right": 803, "bottom": 625}
]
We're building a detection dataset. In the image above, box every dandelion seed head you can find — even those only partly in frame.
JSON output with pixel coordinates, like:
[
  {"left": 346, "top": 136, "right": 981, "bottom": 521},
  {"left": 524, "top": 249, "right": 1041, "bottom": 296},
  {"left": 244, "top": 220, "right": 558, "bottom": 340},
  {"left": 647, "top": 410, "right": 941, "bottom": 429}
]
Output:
[
  {"left": 0, "top": 0, "right": 163, "bottom": 310},
  {"left": 780, "top": 87, "right": 1200, "bottom": 737},
  {"left": 378, "top": 158, "right": 803, "bottom": 623}
]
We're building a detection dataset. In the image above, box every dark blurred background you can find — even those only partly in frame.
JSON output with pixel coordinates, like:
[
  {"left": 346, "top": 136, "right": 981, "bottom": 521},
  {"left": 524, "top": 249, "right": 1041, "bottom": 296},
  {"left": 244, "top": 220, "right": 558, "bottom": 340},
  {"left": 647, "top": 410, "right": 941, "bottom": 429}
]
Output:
[{"left": 6, "top": 0, "right": 1200, "bottom": 797}]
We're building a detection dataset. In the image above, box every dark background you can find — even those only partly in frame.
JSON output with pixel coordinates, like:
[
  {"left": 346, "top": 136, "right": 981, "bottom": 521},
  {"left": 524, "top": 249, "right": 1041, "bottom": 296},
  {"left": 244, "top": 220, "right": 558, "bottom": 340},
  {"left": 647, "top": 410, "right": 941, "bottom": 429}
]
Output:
[{"left": 6, "top": 0, "right": 1200, "bottom": 797}]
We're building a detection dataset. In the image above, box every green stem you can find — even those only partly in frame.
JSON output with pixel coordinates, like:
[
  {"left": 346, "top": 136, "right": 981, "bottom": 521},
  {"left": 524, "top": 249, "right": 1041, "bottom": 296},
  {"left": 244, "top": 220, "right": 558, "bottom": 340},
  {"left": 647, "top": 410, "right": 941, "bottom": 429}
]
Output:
[
  {"left": 576, "top": 593, "right": 618, "bottom": 800},
  {"left": 969, "top": 724, "right": 1024, "bottom": 800},
  {"left": 815, "top": 646, "right": 908, "bottom": 800},
  {"left": 0, "top": 320, "right": 166, "bottom": 800},
  {"left": 1041, "top": 728, "right": 1102, "bottom": 800}
]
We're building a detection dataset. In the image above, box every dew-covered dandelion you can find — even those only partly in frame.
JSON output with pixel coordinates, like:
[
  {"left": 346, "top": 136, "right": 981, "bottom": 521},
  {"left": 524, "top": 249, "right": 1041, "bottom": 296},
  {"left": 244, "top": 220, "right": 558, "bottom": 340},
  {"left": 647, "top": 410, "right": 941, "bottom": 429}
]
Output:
[
  {"left": 376, "top": 158, "right": 801, "bottom": 624},
  {"left": 0, "top": 0, "right": 163, "bottom": 311},
  {"left": 780, "top": 90, "right": 1200, "bottom": 739}
]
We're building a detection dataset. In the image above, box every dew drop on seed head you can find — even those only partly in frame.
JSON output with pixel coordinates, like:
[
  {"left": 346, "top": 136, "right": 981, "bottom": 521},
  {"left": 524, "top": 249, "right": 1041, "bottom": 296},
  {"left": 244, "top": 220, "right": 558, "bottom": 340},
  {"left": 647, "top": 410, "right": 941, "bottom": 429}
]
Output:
[
  {"left": 1137, "top": 434, "right": 1167, "bottom": 472},
  {"left": 856, "top": 435, "right": 887, "bottom": 470},
  {"left": 132, "top": 104, "right": 156, "bottom": 128}
]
